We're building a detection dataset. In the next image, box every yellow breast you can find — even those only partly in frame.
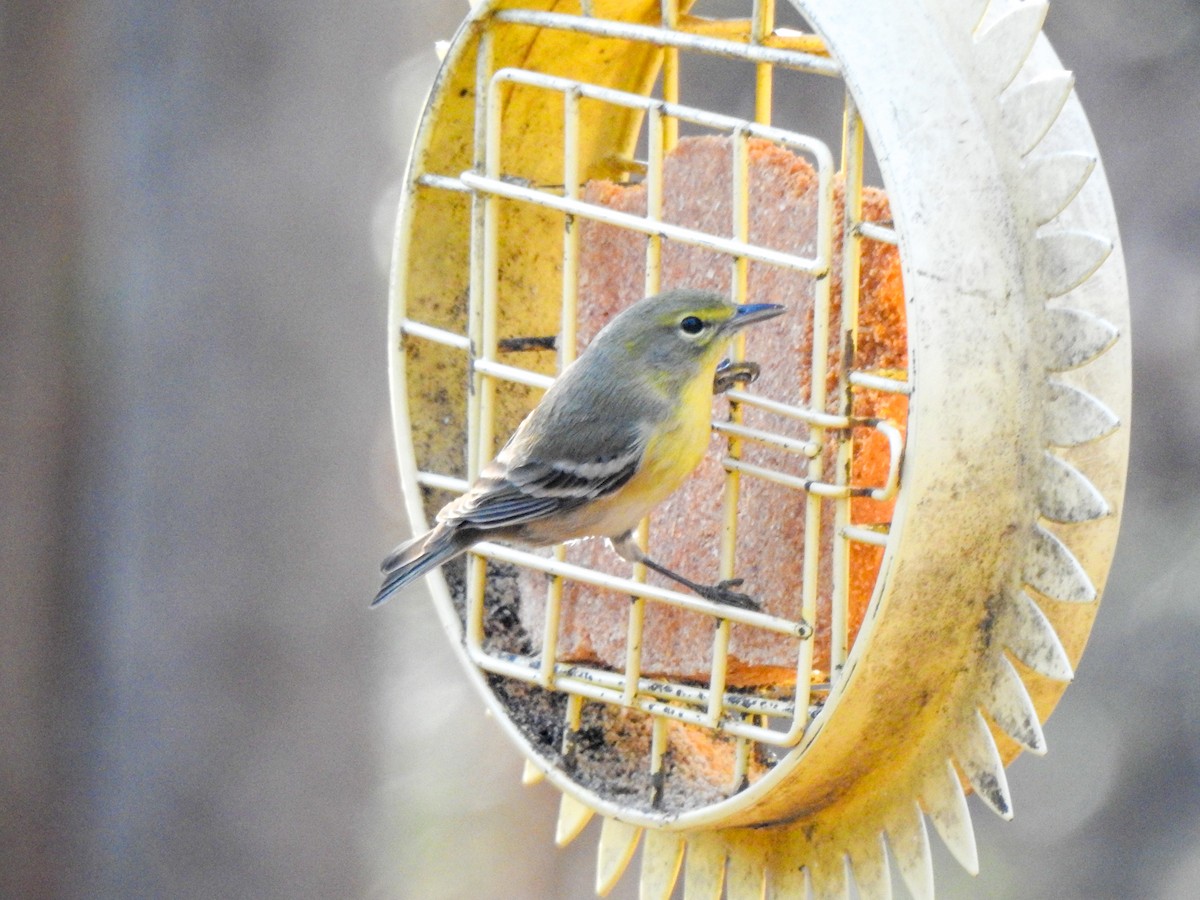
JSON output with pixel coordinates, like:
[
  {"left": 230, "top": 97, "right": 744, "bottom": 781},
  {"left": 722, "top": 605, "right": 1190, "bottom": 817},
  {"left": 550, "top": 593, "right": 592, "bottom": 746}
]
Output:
[{"left": 636, "top": 373, "right": 714, "bottom": 498}]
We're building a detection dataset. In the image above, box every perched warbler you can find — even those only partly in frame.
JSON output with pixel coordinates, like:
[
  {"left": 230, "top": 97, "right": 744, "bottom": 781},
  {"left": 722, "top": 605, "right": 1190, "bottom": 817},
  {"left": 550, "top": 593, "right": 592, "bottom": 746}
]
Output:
[{"left": 373, "top": 288, "right": 785, "bottom": 610}]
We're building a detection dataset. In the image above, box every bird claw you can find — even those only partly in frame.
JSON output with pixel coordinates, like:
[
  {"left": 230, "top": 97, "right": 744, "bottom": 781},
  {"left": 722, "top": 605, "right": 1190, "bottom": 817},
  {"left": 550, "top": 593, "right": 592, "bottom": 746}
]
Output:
[
  {"left": 713, "top": 359, "right": 761, "bottom": 394},
  {"left": 696, "top": 578, "right": 760, "bottom": 611}
]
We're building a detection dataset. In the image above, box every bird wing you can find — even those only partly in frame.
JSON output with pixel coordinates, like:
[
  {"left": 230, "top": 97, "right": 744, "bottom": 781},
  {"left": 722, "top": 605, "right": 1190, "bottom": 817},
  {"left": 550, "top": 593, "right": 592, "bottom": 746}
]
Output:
[
  {"left": 437, "top": 359, "right": 658, "bottom": 534},
  {"left": 438, "top": 445, "right": 644, "bottom": 531},
  {"left": 507, "top": 449, "right": 643, "bottom": 498}
]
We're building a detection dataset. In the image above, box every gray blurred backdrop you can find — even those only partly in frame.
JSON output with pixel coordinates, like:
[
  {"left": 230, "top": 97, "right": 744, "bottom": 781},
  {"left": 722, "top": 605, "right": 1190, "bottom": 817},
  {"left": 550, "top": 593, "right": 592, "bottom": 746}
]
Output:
[{"left": 2, "top": 1, "right": 1198, "bottom": 898}]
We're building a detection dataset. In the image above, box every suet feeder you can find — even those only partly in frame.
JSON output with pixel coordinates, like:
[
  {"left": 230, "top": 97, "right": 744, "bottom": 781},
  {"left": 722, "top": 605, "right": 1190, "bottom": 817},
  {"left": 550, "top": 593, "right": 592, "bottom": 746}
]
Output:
[{"left": 384, "top": 0, "right": 1129, "bottom": 896}]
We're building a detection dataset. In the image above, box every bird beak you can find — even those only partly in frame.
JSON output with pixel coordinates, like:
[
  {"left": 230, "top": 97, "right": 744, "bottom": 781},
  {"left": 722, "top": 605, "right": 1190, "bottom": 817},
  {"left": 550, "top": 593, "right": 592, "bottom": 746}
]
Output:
[{"left": 726, "top": 303, "right": 785, "bottom": 331}]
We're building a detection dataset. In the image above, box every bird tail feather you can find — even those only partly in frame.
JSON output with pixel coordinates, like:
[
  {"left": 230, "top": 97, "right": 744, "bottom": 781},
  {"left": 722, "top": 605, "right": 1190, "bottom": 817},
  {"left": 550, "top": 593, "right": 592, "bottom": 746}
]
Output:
[{"left": 371, "top": 527, "right": 465, "bottom": 607}]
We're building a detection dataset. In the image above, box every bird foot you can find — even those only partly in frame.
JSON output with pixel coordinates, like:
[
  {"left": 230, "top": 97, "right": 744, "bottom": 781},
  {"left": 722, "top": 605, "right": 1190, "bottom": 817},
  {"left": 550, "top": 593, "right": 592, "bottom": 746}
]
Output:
[
  {"left": 713, "top": 359, "right": 761, "bottom": 394},
  {"left": 694, "top": 578, "right": 761, "bottom": 611}
]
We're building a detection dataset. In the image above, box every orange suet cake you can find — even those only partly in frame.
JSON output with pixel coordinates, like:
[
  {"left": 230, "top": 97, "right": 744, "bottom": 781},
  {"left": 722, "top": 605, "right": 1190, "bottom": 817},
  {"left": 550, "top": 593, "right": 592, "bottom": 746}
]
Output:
[{"left": 518, "top": 136, "right": 907, "bottom": 686}]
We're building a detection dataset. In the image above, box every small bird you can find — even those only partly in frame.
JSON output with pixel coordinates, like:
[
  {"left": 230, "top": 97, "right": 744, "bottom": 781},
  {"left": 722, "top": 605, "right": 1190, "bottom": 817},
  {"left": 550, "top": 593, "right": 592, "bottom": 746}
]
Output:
[{"left": 373, "top": 288, "right": 785, "bottom": 610}]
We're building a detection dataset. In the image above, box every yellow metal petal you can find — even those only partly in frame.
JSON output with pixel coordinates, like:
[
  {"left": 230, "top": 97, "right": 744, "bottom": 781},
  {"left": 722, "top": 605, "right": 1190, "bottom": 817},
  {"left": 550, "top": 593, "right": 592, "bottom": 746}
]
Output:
[
  {"left": 639, "top": 829, "right": 685, "bottom": 900},
  {"left": 682, "top": 833, "right": 726, "bottom": 900},
  {"left": 596, "top": 817, "right": 642, "bottom": 897},
  {"left": 521, "top": 758, "right": 545, "bottom": 786},
  {"left": 920, "top": 758, "right": 978, "bottom": 875},
  {"left": 555, "top": 791, "right": 594, "bottom": 847}
]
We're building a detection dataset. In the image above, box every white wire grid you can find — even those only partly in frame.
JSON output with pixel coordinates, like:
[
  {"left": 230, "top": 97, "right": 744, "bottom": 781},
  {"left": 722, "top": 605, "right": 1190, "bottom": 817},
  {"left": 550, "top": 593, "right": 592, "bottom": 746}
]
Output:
[{"left": 397, "top": 2, "right": 909, "bottom": 790}]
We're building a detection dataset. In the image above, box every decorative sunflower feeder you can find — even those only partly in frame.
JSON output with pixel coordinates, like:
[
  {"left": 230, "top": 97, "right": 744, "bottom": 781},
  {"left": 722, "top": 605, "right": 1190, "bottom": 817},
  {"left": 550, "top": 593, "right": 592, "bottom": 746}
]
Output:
[{"left": 382, "top": 0, "right": 1130, "bottom": 896}]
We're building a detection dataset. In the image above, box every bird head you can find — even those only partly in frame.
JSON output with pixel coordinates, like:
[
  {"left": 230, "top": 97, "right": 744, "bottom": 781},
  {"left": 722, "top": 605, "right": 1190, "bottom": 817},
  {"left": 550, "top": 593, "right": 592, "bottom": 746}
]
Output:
[{"left": 603, "top": 289, "right": 786, "bottom": 377}]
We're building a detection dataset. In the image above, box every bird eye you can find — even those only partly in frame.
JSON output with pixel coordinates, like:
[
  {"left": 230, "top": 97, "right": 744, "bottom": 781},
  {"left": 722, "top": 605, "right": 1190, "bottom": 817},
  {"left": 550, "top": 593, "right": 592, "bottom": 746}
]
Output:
[{"left": 680, "top": 316, "right": 704, "bottom": 335}]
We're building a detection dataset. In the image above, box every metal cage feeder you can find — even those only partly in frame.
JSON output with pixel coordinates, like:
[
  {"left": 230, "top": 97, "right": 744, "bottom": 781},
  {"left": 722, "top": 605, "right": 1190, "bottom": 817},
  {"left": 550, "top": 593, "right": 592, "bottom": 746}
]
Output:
[{"left": 383, "top": 0, "right": 1130, "bottom": 896}]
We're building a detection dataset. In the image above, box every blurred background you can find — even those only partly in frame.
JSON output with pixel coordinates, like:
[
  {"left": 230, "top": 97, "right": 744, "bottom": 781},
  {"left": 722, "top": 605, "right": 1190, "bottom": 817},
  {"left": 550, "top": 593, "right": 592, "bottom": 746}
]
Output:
[{"left": 2, "top": 1, "right": 1198, "bottom": 897}]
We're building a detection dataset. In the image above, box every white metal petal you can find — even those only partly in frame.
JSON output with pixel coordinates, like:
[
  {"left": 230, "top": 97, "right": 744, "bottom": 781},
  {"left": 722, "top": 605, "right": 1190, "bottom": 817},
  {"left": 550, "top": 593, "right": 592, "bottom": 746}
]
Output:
[
  {"left": 962, "top": 0, "right": 992, "bottom": 34},
  {"left": 885, "top": 803, "right": 934, "bottom": 900},
  {"left": 1003, "top": 590, "right": 1075, "bottom": 681},
  {"left": 1026, "top": 523, "right": 1096, "bottom": 603},
  {"left": 1000, "top": 70, "right": 1075, "bottom": 155},
  {"left": 955, "top": 710, "right": 1014, "bottom": 820},
  {"left": 1022, "top": 151, "right": 1096, "bottom": 225},
  {"left": 1037, "top": 229, "right": 1113, "bottom": 297},
  {"left": 921, "top": 757, "right": 979, "bottom": 875},
  {"left": 847, "top": 833, "right": 893, "bottom": 900},
  {"left": 640, "top": 829, "right": 685, "bottom": 900},
  {"left": 926, "top": 0, "right": 991, "bottom": 37},
  {"left": 596, "top": 817, "right": 642, "bottom": 896},
  {"left": 985, "top": 655, "right": 1048, "bottom": 755},
  {"left": 1039, "top": 451, "right": 1110, "bottom": 523},
  {"left": 1044, "top": 306, "right": 1119, "bottom": 371},
  {"left": 973, "top": 3, "right": 1048, "bottom": 96},
  {"left": 1045, "top": 380, "right": 1120, "bottom": 446}
]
